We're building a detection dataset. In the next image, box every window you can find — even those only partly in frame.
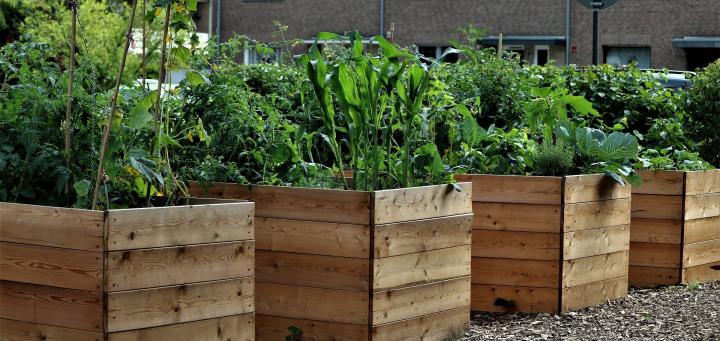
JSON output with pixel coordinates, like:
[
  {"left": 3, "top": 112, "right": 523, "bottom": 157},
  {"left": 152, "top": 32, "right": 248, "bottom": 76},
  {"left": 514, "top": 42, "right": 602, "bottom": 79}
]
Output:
[
  {"left": 243, "top": 47, "right": 281, "bottom": 64},
  {"left": 534, "top": 45, "right": 549, "bottom": 65},
  {"left": 605, "top": 47, "right": 651, "bottom": 68}
]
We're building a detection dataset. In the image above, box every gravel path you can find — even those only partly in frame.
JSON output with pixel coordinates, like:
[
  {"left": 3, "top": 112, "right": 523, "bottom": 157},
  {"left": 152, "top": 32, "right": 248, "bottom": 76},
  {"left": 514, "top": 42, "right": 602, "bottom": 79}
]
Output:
[{"left": 463, "top": 282, "right": 720, "bottom": 340}]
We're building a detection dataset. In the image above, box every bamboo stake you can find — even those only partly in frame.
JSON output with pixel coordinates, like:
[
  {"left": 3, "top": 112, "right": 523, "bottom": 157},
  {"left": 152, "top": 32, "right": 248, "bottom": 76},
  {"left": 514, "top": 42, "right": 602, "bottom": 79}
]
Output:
[
  {"left": 91, "top": 0, "right": 138, "bottom": 210},
  {"left": 142, "top": 0, "right": 146, "bottom": 88},
  {"left": 64, "top": 1, "right": 78, "bottom": 197},
  {"left": 153, "top": 5, "right": 171, "bottom": 157}
]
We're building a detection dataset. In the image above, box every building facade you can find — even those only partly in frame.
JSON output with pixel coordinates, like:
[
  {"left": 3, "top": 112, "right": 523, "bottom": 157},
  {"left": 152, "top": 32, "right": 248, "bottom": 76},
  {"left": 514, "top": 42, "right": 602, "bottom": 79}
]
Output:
[{"left": 195, "top": 0, "right": 720, "bottom": 70}]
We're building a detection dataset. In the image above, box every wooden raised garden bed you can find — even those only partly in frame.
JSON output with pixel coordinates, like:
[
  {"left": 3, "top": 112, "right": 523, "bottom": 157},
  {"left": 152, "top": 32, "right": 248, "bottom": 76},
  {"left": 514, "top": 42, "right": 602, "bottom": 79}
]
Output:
[
  {"left": 0, "top": 199, "right": 255, "bottom": 341},
  {"left": 190, "top": 182, "right": 473, "bottom": 341},
  {"left": 455, "top": 174, "right": 630, "bottom": 313},
  {"left": 630, "top": 170, "right": 720, "bottom": 288}
]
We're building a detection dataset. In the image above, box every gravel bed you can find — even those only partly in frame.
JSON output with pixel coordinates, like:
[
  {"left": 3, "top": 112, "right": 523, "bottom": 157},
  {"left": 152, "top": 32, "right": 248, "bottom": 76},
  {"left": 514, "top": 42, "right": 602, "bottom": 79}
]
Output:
[{"left": 463, "top": 282, "right": 720, "bottom": 340}]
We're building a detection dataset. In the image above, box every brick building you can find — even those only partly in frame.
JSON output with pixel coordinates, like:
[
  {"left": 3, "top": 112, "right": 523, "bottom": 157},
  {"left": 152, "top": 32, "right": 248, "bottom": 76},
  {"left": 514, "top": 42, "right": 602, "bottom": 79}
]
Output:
[{"left": 195, "top": 0, "right": 720, "bottom": 70}]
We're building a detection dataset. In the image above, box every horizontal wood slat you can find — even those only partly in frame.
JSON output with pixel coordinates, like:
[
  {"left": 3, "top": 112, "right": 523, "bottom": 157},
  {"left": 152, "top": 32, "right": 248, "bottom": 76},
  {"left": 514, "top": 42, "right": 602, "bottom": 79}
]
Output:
[
  {"left": 0, "top": 319, "right": 103, "bottom": 341},
  {"left": 256, "top": 218, "right": 370, "bottom": 258},
  {"left": 371, "top": 306, "right": 470, "bottom": 340},
  {"left": 633, "top": 171, "right": 685, "bottom": 195},
  {"left": 684, "top": 216, "right": 720, "bottom": 244},
  {"left": 472, "top": 230, "right": 560, "bottom": 261},
  {"left": 256, "top": 283, "right": 368, "bottom": 325},
  {"left": 470, "top": 284, "right": 558, "bottom": 313},
  {"left": 454, "top": 175, "right": 562, "bottom": 205},
  {"left": 373, "top": 214, "right": 472, "bottom": 258},
  {"left": 373, "top": 245, "right": 471, "bottom": 291},
  {"left": 471, "top": 202, "right": 561, "bottom": 233},
  {"left": 564, "top": 174, "right": 630, "bottom": 203},
  {"left": 372, "top": 183, "right": 472, "bottom": 224},
  {"left": 630, "top": 218, "right": 682, "bottom": 244},
  {"left": 107, "top": 314, "right": 254, "bottom": 341},
  {"left": 471, "top": 258, "right": 559, "bottom": 288},
  {"left": 256, "top": 250, "right": 369, "bottom": 291},
  {"left": 563, "top": 225, "right": 630, "bottom": 260},
  {"left": 561, "top": 276, "right": 628, "bottom": 312},
  {"left": 682, "top": 260, "right": 720, "bottom": 284},
  {"left": 563, "top": 199, "right": 631, "bottom": 232},
  {"left": 562, "top": 251, "right": 628, "bottom": 288},
  {"left": 631, "top": 194, "right": 684, "bottom": 220},
  {"left": 372, "top": 277, "right": 470, "bottom": 325},
  {"left": 685, "top": 169, "right": 720, "bottom": 196},
  {"left": 255, "top": 315, "right": 369, "bottom": 341},
  {"left": 629, "top": 266, "right": 679, "bottom": 288},
  {"left": 684, "top": 193, "right": 720, "bottom": 220},
  {"left": 683, "top": 238, "right": 720, "bottom": 268},
  {"left": 629, "top": 242, "right": 681, "bottom": 268}
]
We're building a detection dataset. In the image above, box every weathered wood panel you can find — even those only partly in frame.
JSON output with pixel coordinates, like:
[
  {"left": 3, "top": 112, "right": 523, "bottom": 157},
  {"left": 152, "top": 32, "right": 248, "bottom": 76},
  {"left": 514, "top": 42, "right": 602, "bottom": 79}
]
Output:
[
  {"left": 256, "top": 217, "right": 370, "bottom": 258},
  {"left": 561, "top": 276, "right": 628, "bottom": 312},
  {"left": 682, "top": 260, "right": 720, "bottom": 284},
  {"left": 371, "top": 306, "right": 470, "bottom": 341},
  {"left": 0, "top": 281, "right": 102, "bottom": 332},
  {"left": 685, "top": 169, "right": 720, "bottom": 196},
  {"left": 255, "top": 283, "right": 368, "bottom": 325},
  {"left": 107, "top": 203, "right": 254, "bottom": 250},
  {"left": 685, "top": 193, "right": 720, "bottom": 220},
  {"left": 683, "top": 238, "right": 720, "bottom": 268},
  {"left": 470, "top": 202, "right": 561, "bottom": 233},
  {"left": 373, "top": 183, "right": 472, "bottom": 225},
  {"left": 684, "top": 216, "right": 720, "bottom": 244},
  {"left": 633, "top": 171, "right": 685, "bottom": 195},
  {"left": 0, "top": 242, "right": 102, "bottom": 291},
  {"left": 630, "top": 218, "right": 682, "bottom": 244},
  {"left": 563, "top": 199, "right": 631, "bottom": 232},
  {"left": 629, "top": 266, "right": 679, "bottom": 288},
  {"left": 374, "top": 214, "right": 472, "bottom": 258},
  {"left": 471, "top": 230, "right": 560, "bottom": 261},
  {"left": 454, "top": 175, "right": 562, "bottom": 205},
  {"left": 629, "top": 242, "right": 681, "bottom": 268},
  {"left": 106, "top": 241, "right": 254, "bottom": 292},
  {"left": 107, "top": 278, "right": 254, "bottom": 332},
  {"left": 372, "top": 277, "right": 470, "bottom": 325},
  {"left": 256, "top": 250, "right": 369, "bottom": 291},
  {"left": 563, "top": 224, "right": 630, "bottom": 260},
  {"left": 562, "top": 251, "right": 628, "bottom": 288},
  {"left": 0, "top": 319, "right": 103, "bottom": 341},
  {"left": 107, "top": 314, "right": 254, "bottom": 341},
  {"left": 470, "top": 284, "right": 558, "bottom": 313},
  {"left": 631, "top": 194, "right": 684, "bottom": 220},
  {"left": 0, "top": 203, "right": 104, "bottom": 252},
  {"left": 373, "top": 245, "right": 471, "bottom": 291},
  {"left": 255, "top": 315, "right": 369, "bottom": 341},
  {"left": 564, "top": 174, "right": 631, "bottom": 203},
  {"left": 471, "top": 258, "right": 559, "bottom": 288}
]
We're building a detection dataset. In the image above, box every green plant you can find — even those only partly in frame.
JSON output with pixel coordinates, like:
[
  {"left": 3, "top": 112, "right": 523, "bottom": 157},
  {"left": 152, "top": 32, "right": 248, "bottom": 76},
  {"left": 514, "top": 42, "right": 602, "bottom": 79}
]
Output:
[
  {"left": 533, "top": 142, "right": 574, "bottom": 176},
  {"left": 686, "top": 59, "right": 720, "bottom": 166}
]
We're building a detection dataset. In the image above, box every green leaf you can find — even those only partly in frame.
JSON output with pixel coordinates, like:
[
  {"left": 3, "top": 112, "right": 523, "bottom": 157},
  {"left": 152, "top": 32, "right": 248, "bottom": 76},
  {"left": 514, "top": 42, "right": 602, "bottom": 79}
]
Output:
[
  {"left": 128, "top": 103, "right": 153, "bottom": 130},
  {"left": 186, "top": 0, "right": 198, "bottom": 11},
  {"left": 184, "top": 71, "right": 206, "bottom": 86},
  {"left": 73, "top": 180, "right": 91, "bottom": 198},
  {"left": 565, "top": 95, "right": 597, "bottom": 116}
]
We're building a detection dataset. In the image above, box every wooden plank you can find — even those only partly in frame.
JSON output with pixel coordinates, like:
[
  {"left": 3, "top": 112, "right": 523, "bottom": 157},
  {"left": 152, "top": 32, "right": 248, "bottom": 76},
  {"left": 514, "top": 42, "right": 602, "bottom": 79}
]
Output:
[
  {"left": 371, "top": 306, "right": 470, "bottom": 340},
  {"left": 373, "top": 245, "right": 471, "bottom": 291},
  {"left": 0, "top": 281, "right": 103, "bottom": 332},
  {"left": 0, "top": 319, "right": 102, "bottom": 341},
  {"left": 470, "top": 284, "right": 558, "bottom": 313},
  {"left": 564, "top": 174, "right": 631, "bottom": 204},
  {"left": 373, "top": 183, "right": 472, "bottom": 225},
  {"left": 107, "top": 314, "right": 254, "bottom": 341},
  {"left": 189, "top": 183, "right": 372, "bottom": 225},
  {"left": 255, "top": 315, "right": 369, "bottom": 341},
  {"left": 256, "top": 250, "right": 369, "bottom": 291},
  {"left": 0, "top": 203, "right": 104, "bottom": 252},
  {"left": 471, "top": 258, "right": 559, "bottom": 288},
  {"left": 0, "top": 242, "right": 102, "bottom": 291},
  {"left": 455, "top": 175, "right": 562, "bottom": 205},
  {"left": 629, "top": 242, "right": 681, "bottom": 268},
  {"left": 255, "top": 283, "right": 368, "bottom": 325},
  {"left": 684, "top": 216, "right": 720, "bottom": 244},
  {"left": 374, "top": 214, "right": 472, "bottom": 258},
  {"left": 562, "top": 251, "right": 628, "bottom": 288},
  {"left": 106, "top": 241, "right": 254, "bottom": 292},
  {"left": 372, "top": 277, "right": 470, "bottom": 325},
  {"left": 563, "top": 198, "right": 631, "bottom": 232},
  {"left": 561, "top": 276, "right": 628, "bottom": 312},
  {"left": 685, "top": 169, "right": 720, "bottom": 195},
  {"left": 471, "top": 230, "right": 560, "bottom": 261},
  {"left": 633, "top": 170, "right": 685, "bottom": 195},
  {"left": 685, "top": 193, "right": 720, "bottom": 220},
  {"left": 631, "top": 194, "right": 684, "bottom": 220},
  {"left": 107, "top": 202, "right": 254, "bottom": 251},
  {"left": 471, "top": 202, "right": 561, "bottom": 233},
  {"left": 257, "top": 217, "right": 370, "bottom": 258},
  {"left": 107, "top": 278, "right": 254, "bottom": 333},
  {"left": 682, "top": 260, "right": 720, "bottom": 284},
  {"left": 683, "top": 238, "right": 720, "bottom": 268},
  {"left": 563, "top": 224, "right": 630, "bottom": 260},
  {"left": 629, "top": 266, "right": 679, "bottom": 288},
  {"left": 630, "top": 218, "right": 682, "bottom": 244}
]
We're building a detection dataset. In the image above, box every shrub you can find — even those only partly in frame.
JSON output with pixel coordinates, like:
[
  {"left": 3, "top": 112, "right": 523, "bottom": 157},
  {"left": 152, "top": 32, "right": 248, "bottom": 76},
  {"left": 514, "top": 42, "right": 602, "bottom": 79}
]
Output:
[{"left": 686, "top": 59, "right": 720, "bottom": 166}]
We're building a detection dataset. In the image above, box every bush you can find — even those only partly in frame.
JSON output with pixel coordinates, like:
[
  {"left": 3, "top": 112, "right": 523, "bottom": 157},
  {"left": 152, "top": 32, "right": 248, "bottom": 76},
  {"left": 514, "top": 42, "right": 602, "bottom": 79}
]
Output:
[{"left": 686, "top": 59, "right": 720, "bottom": 166}]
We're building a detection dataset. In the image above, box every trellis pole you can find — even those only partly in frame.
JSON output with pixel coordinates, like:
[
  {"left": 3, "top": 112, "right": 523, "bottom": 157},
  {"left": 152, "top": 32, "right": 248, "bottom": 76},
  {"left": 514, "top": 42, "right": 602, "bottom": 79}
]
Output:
[{"left": 64, "top": 1, "right": 78, "bottom": 196}]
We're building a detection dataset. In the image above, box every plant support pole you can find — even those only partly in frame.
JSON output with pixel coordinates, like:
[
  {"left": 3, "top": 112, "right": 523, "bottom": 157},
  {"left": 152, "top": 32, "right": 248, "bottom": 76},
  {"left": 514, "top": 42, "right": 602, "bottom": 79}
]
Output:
[
  {"left": 64, "top": 1, "right": 78, "bottom": 196},
  {"left": 91, "top": 0, "right": 138, "bottom": 210},
  {"left": 153, "top": 4, "right": 172, "bottom": 157}
]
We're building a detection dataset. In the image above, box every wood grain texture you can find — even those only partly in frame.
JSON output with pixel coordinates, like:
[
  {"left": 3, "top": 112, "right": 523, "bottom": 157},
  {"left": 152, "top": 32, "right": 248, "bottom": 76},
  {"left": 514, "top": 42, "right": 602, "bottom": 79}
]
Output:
[
  {"left": 255, "top": 283, "right": 368, "bottom": 325},
  {"left": 564, "top": 174, "right": 631, "bottom": 203},
  {"left": 684, "top": 193, "right": 720, "bottom": 220},
  {"left": 563, "top": 225, "right": 630, "bottom": 260},
  {"left": 562, "top": 251, "right": 628, "bottom": 288},
  {"left": 371, "top": 306, "right": 470, "bottom": 340},
  {"left": 633, "top": 170, "right": 685, "bottom": 195},
  {"left": 106, "top": 241, "right": 254, "bottom": 292},
  {"left": 372, "top": 183, "right": 472, "bottom": 225},
  {"left": 0, "top": 203, "right": 104, "bottom": 252},
  {"left": 107, "top": 278, "right": 254, "bottom": 332},
  {"left": 629, "top": 242, "right": 681, "bottom": 268},
  {"left": 682, "top": 260, "right": 720, "bottom": 284},
  {"left": 470, "top": 284, "right": 558, "bottom": 313},
  {"left": 471, "top": 230, "right": 560, "bottom": 261},
  {"left": 107, "top": 203, "right": 254, "bottom": 250},
  {"left": 684, "top": 216, "right": 720, "bottom": 244},
  {"left": 0, "top": 242, "right": 102, "bottom": 291},
  {"left": 107, "top": 314, "right": 254, "bottom": 341},
  {"left": 0, "top": 319, "right": 102, "bottom": 341},
  {"left": 563, "top": 199, "right": 631, "bottom": 232},
  {"left": 683, "top": 238, "right": 720, "bottom": 268},
  {"left": 471, "top": 258, "right": 559, "bottom": 288},
  {"left": 629, "top": 266, "right": 679, "bottom": 288},
  {"left": 456, "top": 175, "right": 562, "bottom": 204},
  {"left": 0, "top": 281, "right": 103, "bottom": 332},
  {"left": 374, "top": 214, "right": 472, "bottom": 258},
  {"left": 561, "top": 276, "right": 628, "bottom": 312},
  {"left": 256, "top": 217, "right": 370, "bottom": 258},
  {"left": 372, "top": 277, "right": 470, "bottom": 325},
  {"left": 471, "top": 202, "right": 561, "bottom": 233},
  {"left": 630, "top": 218, "right": 682, "bottom": 244},
  {"left": 373, "top": 246, "right": 471, "bottom": 291},
  {"left": 684, "top": 169, "right": 720, "bottom": 196},
  {"left": 631, "top": 194, "right": 684, "bottom": 220},
  {"left": 255, "top": 315, "right": 368, "bottom": 341},
  {"left": 256, "top": 250, "right": 369, "bottom": 291}
]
